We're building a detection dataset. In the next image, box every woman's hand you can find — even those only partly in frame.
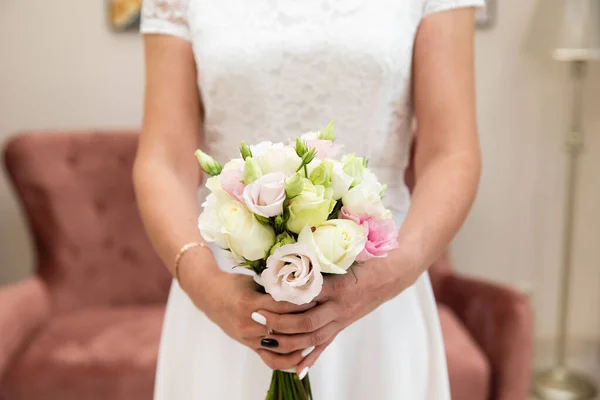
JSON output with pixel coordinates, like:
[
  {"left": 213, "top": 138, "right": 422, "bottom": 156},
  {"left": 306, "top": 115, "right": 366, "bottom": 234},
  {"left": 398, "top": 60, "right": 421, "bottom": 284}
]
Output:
[
  {"left": 179, "top": 254, "right": 317, "bottom": 371},
  {"left": 252, "top": 252, "right": 421, "bottom": 374}
]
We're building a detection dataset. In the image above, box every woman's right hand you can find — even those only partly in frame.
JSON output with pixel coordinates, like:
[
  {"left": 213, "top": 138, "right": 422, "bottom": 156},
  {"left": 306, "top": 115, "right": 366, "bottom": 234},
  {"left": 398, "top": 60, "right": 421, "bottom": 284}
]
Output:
[{"left": 179, "top": 254, "right": 316, "bottom": 371}]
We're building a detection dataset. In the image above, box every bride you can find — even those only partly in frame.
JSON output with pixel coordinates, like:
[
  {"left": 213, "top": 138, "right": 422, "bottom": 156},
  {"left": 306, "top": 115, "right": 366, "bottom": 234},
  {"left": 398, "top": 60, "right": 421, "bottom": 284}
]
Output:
[{"left": 133, "top": 0, "right": 483, "bottom": 398}]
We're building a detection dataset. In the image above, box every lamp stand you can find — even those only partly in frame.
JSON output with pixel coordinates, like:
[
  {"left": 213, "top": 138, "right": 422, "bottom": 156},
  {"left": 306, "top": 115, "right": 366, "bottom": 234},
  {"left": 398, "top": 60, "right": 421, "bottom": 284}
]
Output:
[{"left": 533, "top": 61, "right": 598, "bottom": 399}]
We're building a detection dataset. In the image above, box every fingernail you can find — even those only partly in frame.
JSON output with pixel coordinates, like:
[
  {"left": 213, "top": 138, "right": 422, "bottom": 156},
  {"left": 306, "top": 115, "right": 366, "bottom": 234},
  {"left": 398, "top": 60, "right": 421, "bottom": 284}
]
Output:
[
  {"left": 261, "top": 338, "right": 279, "bottom": 348},
  {"left": 251, "top": 312, "right": 267, "bottom": 326},
  {"left": 298, "top": 367, "right": 309, "bottom": 380},
  {"left": 301, "top": 346, "right": 315, "bottom": 358}
]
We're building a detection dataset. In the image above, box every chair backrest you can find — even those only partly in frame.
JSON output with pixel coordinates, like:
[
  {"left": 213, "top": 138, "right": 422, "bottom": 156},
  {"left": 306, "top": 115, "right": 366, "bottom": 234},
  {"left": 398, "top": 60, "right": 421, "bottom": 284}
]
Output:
[
  {"left": 3, "top": 131, "right": 171, "bottom": 314},
  {"left": 404, "top": 135, "right": 452, "bottom": 295}
]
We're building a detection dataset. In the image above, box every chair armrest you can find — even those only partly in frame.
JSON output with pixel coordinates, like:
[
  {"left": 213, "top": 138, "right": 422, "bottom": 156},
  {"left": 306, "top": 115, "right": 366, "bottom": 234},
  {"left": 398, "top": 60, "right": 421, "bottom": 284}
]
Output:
[
  {"left": 437, "top": 274, "right": 533, "bottom": 400},
  {"left": 0, "top": 277, "right": 50, "bottom": 380}
]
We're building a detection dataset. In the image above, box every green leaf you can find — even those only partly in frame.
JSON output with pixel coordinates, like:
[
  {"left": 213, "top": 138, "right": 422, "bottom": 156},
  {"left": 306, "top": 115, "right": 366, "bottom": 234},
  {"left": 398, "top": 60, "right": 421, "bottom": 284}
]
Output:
[
  {"left": 255, "top": 215, "right": 271, "bottom": 225},
  {"left": 328, "top": 200, "right": 343, "bottom": 220}
]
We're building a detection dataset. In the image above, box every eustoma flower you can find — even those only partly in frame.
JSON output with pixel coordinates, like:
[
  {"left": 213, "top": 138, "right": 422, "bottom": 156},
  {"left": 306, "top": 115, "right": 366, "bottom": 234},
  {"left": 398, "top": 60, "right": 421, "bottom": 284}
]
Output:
[
  {"left": 261, "top": 244, "right": 323, "bottom": 305},
  {"left": 301, "top": 131, "right": 342, "bottom": 160},
  {"left": 340, "top": 207, "right": 398, "bottom": 261}
]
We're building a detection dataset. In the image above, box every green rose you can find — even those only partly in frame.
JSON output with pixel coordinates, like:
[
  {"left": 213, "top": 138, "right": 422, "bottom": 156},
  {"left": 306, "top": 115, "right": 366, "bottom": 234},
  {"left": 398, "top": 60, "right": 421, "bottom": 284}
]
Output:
[{"left": 286, "top": 179, "right": 335, "bottom": 234}]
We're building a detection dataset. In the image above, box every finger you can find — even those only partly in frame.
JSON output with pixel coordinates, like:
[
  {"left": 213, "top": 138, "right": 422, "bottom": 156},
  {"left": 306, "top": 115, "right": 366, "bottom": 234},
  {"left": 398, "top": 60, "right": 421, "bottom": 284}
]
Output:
[
  {"left": 259, "top": 296, "right": 318, "bottom": 314},
  {"left": 253, "top": 322, "right": 340, "bottom": 355},
  {"left": 295, "top": 339, "right": 334, "bottom": 378},
  {"left": 314, "top": 274, "right": 351, "bottom": 303},
  {"left": 256, "top": 348, "right": 306, "bottom": 371},
  {"left": 258, "top": 301, "right": 338, "bottom": 334}
]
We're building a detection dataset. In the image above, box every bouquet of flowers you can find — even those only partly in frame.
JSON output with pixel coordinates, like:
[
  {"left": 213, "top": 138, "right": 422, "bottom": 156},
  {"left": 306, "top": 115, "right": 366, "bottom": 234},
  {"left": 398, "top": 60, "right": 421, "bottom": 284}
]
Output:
[{"left": 195, "top": 122, "right": 398, "bottom": 400}]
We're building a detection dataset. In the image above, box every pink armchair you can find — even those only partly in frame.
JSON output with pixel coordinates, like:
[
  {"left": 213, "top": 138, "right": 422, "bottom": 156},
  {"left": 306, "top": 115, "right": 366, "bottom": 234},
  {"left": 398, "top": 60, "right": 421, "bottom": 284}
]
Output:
[
  {"left": 0, "top": 131, "right": 532, "bottom": 400},
  {"left": 1, "top": 131, "right": 172, "bottom": 400}
]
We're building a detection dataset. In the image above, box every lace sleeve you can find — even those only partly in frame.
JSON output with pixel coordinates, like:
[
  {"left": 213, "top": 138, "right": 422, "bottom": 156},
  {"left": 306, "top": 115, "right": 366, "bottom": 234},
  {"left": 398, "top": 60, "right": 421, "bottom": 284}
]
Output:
[
  {"left": 423, "top": 0, "right": 485, "bottom": 17},
  {"left": 140, "top": 0, "right": 190, "bottom": 41}
]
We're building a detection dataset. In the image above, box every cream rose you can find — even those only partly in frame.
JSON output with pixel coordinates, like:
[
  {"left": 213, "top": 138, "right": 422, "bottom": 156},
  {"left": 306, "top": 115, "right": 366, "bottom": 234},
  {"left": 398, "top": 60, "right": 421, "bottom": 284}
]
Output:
[
  {"left": 297, "top": 221, "right": 366, "bottom": 274},
  {"left": 242, "top": 172, "right": 286, "bottom": 218},
  {"left": 286, "top": 180, "right": 335, "bottom": 234},
  {"left": 261, "top": 243, "right": 323, "bottom": 305},
  {"left": 197, "top": 194, "right": 229, "bottom": 249},
  {"left": 218, "top": 200, "right": 276, "bottom": 261}
]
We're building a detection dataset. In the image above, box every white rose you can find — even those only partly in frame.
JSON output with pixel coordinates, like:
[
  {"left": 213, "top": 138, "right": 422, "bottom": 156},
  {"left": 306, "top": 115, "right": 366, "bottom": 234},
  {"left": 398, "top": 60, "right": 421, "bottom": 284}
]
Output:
[
  {"left": 342, "top": 169, "right": 391, "bottom": 219},
  {"left": 219, "top": 200, "right": 276, "bottom": 261},
  {"left": 342, "top": 186, "right": 391, "bottom": 220},
  {"left": 250, "top": 141, "right": 283, "bottom": 157},
  {"left": 261, "top": 243, "right": 323, "bottom": 305},
  {"left": 256, "top": 145, "right": 302, "bottom": 175},
  {"left": 243, "top": 172, "right": 286, "bottom": 218},
  {"left": 297, "top": 221, "right": 366, "bottom": 274},
  {"left": 360, "top": 169, "right": 384, "bottom": 193},
  {"left": 329, "top": 160, "right": 353, "bottom": 200},
  {"left": 197, "top": 194, "right": 229, "bottom": 249}
]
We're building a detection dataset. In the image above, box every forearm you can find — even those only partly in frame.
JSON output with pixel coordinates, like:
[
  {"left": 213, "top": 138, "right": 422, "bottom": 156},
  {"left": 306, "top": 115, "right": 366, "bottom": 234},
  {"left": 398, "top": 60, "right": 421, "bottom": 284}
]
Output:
[
  {"left": 396, "top": 149, "right": 480, "bottom": 278},
  {"left": 133, "top": 160, "right": 218, "bottom": 280}
]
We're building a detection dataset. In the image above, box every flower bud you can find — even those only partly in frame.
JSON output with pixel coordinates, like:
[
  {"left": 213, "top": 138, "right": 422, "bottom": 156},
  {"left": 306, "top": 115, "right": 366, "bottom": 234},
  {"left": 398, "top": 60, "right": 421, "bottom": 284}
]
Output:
[
  {"left": 309, "top": 160, "right": 333, "bottom": 187},
  {"left": 243, "top": 157, "right": 262, "bottom": 184},
  {"left": 240, "top": 141, "right": 252, "bottom": 160},
  {"left": 195, "top": 150, "right": 223, "bottom": 176},
  {"left": 317, "top": 120, "right": 336, "bottom": 141},
  {"left": 269, "top": 232, "right": 297, "bottom": 255},
  {"left": 285, "top": 173, "right": 304, "bottom": 198},
  {"left": 295, "top": 137, "right": 308, "bottom": 157}
]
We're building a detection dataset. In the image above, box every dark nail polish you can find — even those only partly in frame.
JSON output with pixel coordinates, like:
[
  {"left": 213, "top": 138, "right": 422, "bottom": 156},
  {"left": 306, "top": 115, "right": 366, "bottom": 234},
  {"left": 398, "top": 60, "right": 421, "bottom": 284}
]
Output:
[{"left": 261, "top": 338, "right": 279, "bottom": 348}]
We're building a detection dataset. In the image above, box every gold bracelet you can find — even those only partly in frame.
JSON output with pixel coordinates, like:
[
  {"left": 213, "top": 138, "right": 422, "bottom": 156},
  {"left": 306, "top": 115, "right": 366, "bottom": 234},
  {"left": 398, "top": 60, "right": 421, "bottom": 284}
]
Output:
[{"left": 174, "top": 242, "right": 207, "bottom": 284}]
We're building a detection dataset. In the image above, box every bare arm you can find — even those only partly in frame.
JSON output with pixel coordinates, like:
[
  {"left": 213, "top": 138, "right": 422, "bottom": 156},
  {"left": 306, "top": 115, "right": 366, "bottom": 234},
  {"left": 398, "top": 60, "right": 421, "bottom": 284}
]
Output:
[
  {"left": 398, "top": 6, "right": 481, "bottom": 278},
  {"left": 133, "top": 35, "right": 220, "bottom": 286}
]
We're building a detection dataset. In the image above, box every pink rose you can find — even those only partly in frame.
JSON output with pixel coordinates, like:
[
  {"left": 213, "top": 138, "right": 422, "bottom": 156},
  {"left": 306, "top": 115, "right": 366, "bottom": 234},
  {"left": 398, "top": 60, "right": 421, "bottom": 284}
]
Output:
[
  {"left": 301, "top": 131, "right": 342, "bottom": 159},
  {"left": 261, "top": 244, "right": 323, "bottom": 305},
  {"left": 340, "top": 207, "right": 398, "bottom": 261},
  {"left": 219, "top": 168, "right": 245, "bottom": 202}
]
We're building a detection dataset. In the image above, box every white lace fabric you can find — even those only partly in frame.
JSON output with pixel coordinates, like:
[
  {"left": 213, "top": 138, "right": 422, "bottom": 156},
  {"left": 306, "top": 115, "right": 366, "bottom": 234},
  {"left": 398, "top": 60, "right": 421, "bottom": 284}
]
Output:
[{"left": 141, "top": 0, "right": 190, "bottom": 40}]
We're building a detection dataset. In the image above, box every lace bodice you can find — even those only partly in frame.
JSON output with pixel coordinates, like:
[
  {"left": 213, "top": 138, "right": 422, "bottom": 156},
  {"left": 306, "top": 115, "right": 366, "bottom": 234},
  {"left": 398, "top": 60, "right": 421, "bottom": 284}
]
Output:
[{"left": 141, "top": 0, "right": 483, "bottom": 214}]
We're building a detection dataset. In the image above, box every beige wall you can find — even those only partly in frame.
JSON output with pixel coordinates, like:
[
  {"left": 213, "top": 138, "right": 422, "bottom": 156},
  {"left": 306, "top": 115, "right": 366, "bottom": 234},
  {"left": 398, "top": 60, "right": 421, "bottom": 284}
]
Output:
[{"left": 1, "top": 0, "right": 599, "bottom": 343}]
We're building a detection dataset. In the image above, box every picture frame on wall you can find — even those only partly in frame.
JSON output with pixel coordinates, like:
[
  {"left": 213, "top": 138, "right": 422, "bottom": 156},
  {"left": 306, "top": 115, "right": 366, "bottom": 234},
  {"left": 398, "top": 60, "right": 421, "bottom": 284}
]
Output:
[
  {"left": 476, "top": 0, "right": 496, "bottom": 29},
  {"left": 108, "top": 0, "right": 142, "bottom": 32}
]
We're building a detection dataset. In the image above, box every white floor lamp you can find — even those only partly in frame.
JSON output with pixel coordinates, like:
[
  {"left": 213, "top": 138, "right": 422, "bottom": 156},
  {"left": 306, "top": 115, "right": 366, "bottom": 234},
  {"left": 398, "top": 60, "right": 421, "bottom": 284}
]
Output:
[{"left": 533, "top": 0, "right": 600, "bottom": 399}]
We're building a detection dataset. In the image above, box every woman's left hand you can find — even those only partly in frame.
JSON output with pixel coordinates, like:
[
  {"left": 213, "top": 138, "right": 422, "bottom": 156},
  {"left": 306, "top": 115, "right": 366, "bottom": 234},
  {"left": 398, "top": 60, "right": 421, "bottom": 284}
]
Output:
[{"left": 254, "top": 252, "right": 422, "bottom": 375}]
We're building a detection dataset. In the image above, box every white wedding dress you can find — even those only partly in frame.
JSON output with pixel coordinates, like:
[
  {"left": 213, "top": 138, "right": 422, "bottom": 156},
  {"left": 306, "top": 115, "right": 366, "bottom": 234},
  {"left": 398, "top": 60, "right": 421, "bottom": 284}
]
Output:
[{"left": 141, "top": 0, "right": 482, "bottom": 398}]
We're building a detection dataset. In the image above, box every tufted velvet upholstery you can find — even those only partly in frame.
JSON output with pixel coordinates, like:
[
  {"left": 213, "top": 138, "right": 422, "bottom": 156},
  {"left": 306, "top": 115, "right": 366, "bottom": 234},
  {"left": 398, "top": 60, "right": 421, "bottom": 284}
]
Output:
[
  {"left": 0, "top": 131, "right": 171, "bottom": 400},
  {"left": 3, "top": 131, "right": 171, "bottom": 314},
  {"left": 0, "top": 131, "right": 532, "bottom": 400}
]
